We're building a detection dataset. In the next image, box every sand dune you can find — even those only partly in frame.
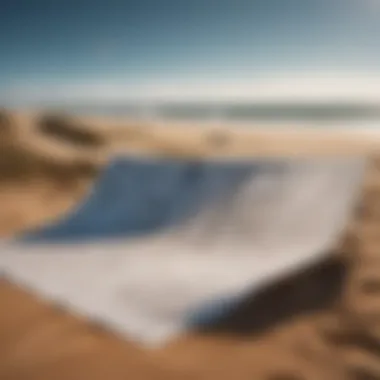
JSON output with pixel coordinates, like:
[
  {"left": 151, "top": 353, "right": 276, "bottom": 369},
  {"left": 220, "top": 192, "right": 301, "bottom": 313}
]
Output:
[
  {"left": 8, "top": 109, "right": 380, "bottom": 161},
  {"left": 0, "top": 110, "right": 104, "bottom": 236},
  {"left": 0, "top": 109, "right": 379, "bottom": 379}
]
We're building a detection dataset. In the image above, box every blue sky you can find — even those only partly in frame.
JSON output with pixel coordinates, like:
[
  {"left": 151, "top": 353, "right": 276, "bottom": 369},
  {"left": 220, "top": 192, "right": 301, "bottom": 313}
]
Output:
[{"left": 1, "top": 0, "right": 380, "bottom": 104}]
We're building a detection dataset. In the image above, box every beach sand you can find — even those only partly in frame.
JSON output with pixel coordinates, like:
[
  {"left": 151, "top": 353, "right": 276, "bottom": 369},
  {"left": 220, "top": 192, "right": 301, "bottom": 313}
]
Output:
[{"left": 0, "top": 109, "right": 379, "bottom": 379}]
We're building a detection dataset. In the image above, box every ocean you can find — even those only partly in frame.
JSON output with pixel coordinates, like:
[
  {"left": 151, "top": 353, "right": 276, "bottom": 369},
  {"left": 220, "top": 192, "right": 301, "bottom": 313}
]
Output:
[{"left": 44, "top": 102, "right": 380, "bottom": 125}]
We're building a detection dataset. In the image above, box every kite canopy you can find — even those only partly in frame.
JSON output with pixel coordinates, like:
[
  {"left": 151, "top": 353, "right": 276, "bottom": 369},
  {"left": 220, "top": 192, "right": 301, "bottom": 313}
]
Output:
[{"left": 0, "top": 156, "right": 366, "bottom": 346}]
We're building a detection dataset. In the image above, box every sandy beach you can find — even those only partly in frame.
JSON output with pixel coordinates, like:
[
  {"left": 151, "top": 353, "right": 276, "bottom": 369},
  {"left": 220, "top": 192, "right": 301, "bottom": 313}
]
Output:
[{"left": 0, "top": 109, "right": 380, "bottom": 379}]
